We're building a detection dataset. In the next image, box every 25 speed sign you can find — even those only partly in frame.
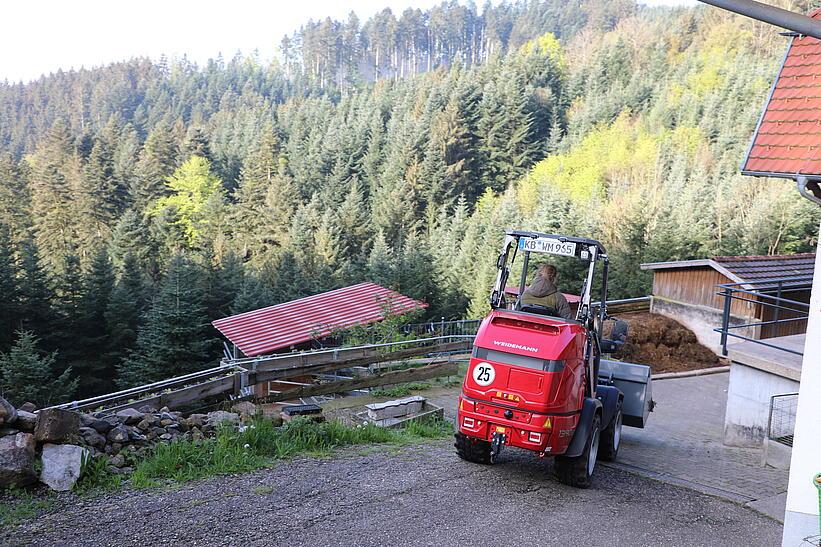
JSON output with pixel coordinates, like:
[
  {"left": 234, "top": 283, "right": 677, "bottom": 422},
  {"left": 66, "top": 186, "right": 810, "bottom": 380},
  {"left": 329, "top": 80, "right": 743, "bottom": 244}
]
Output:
[{"left": 472, "top": 362, "right": 496, "bottom": 386}]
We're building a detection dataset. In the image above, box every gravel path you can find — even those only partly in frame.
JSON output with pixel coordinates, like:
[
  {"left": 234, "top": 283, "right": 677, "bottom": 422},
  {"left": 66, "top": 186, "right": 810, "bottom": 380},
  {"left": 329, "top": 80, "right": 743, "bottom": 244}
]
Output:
[{"left": 3, "top": 439, "right": 781, "bottom": 546}]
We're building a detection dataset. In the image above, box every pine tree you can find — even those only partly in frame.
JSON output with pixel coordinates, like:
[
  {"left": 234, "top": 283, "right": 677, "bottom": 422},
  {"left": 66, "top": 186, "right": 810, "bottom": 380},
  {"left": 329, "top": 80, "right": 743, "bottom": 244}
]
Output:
[
  {"left": 104, "top": 253, "right": 146, "bottom": 372},
  {"left": 366, "top": 231, "right": 396, "bottom": 288},
  {"left": 117, "top": 253, "right": 213, "bottom": 388},
  {"left": 231, "top": 273, "right": 274, "bottom": 315},
  {"left": 0, "top": 154, "right": 31, "bottom": 244},
  {"left": 131, "top": 124, "right": 179, "bottom": 212},
  {"left": 16, "top": 239, "right": 54, "bottom": 343},
  {"left": 0, "top": 227, "right": 20, "bottom": 351},
  {"left": 0, "top": 331, "right": 78, "bottom": 408}
]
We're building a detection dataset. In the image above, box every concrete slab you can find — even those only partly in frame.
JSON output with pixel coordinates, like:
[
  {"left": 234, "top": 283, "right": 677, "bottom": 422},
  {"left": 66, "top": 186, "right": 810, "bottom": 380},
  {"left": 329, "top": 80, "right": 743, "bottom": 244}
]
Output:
[
  {"left": 747, "top": 491, "right": 787, "bottom": 523},
  {"left": 615, "top": 372, "right": 789, "bottom": 512},
  {"left": 726, "top": 334, "right": 805, "bottom": 381}
]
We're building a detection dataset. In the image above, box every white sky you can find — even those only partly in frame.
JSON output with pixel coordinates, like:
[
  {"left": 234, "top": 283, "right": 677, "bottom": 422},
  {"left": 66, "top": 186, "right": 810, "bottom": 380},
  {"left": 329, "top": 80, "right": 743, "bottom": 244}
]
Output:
[{"left": 0, "top": 0, "right": 697, "bottom": 84}]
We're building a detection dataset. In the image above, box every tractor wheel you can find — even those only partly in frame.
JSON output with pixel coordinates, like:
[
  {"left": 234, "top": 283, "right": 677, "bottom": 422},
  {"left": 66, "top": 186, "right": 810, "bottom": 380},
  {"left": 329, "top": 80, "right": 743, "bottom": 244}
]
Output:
[
  {"left": 554, "top": 413, "right": 601, "bottom": 489},
  {"left": 454, "top": 432, "right": 492, "bottom": 464},
  {"left": 599, "top": 403, "right": 623, "bottom": 462}
]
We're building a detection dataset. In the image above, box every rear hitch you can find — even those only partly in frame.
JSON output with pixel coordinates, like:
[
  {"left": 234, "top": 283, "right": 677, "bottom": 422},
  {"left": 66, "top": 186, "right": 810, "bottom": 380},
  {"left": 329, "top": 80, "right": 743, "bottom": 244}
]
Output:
[{"left": 490, "top": 432, "right": 506, "bottom": 463}]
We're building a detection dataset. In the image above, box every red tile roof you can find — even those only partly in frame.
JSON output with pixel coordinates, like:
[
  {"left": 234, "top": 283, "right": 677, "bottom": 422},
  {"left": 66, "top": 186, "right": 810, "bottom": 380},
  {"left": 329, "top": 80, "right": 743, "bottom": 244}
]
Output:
[
  {"left": 742, "top": 9, "right": 821, "bottom": 177},
  {"left": 212, "top": 283, "right": 427, "bottom": 357}
]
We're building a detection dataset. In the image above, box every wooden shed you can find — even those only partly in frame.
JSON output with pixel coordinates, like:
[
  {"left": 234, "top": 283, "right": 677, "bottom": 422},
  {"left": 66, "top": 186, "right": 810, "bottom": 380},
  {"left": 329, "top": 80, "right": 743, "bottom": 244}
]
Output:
[{"left": 640, "top": 254, "right": 814, "bottom": 347}]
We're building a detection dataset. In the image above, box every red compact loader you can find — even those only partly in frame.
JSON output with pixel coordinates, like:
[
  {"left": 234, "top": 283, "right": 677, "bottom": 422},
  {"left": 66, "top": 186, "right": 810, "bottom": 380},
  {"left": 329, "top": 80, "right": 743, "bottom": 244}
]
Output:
[{"left": 455, "top": 230, "right": 653, "bottom": 488}]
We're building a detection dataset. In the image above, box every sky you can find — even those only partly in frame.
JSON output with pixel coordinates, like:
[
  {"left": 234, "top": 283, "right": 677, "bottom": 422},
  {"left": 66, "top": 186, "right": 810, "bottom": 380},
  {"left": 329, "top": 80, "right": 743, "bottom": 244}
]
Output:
[{"left": 0, "top": 0, "right": 697, "bottom": 84}]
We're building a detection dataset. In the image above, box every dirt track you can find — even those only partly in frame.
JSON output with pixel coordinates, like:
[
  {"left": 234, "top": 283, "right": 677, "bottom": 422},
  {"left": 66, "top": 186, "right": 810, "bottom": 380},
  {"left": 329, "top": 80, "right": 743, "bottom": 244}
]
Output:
[{"left": 3, "top": 439, "right": 780, "bottom": 547}]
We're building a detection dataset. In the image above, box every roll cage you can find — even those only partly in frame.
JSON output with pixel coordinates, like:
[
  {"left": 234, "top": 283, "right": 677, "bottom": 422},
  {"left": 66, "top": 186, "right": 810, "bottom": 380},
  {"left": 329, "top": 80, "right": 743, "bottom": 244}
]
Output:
[{"left": 489, "top": 230, "right": 610, "bottom": 328}]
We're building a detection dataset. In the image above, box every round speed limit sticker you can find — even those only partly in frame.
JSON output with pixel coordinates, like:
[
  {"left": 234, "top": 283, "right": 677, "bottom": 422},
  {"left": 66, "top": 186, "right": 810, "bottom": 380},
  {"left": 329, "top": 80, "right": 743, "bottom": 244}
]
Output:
[{"left": 472, "top": 362, "right": 496, "bottom": 386}]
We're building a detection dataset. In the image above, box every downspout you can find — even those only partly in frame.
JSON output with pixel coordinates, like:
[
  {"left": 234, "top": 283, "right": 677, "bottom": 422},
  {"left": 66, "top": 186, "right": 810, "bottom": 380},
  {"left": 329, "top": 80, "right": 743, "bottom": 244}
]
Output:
[{"left": 796, "top": 175, "right": 821, "bottom": 207}]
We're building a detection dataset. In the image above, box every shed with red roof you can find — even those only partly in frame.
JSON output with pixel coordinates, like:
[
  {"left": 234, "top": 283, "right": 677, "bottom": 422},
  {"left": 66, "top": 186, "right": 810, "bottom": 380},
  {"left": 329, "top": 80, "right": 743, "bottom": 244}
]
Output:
[{"left": 213, "top": 282, "right": 427, "bottom": 357}]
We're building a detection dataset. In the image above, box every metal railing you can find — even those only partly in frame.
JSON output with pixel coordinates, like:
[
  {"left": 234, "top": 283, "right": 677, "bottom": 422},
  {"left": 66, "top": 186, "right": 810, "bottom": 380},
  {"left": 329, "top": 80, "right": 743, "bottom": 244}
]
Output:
[
  {"left": 714, "top": 275, "right": 812, "bottom": 356},
  {"left": 767, "top": 392, "right": 799, "bottom": 447}
]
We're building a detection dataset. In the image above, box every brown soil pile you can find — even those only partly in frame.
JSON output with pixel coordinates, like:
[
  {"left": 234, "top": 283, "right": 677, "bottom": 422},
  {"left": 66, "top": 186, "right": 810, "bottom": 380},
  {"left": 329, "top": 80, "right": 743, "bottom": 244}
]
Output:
[{"left": 610, "top": 312, "right": 722, "bottom": 373}]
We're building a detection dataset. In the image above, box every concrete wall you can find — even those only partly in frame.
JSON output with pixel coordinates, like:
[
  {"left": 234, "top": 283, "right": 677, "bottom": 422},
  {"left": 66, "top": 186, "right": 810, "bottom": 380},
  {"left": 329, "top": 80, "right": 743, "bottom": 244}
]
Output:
[
  {"left": 783, "top": 236, "right": 821, "bottom": 546},
  {"left": 724, "top": 363, "right": 800, "bottom": 448},
  {"left": 651, "top": 297, "right": 754, "bottom": 354}
]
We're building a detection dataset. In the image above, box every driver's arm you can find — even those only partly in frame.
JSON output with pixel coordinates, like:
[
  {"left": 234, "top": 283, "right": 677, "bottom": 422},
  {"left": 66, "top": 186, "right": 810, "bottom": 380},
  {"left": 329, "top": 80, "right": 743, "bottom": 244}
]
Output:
[{"left": 556, "top": 293, "right": 573, "bottom": 320}]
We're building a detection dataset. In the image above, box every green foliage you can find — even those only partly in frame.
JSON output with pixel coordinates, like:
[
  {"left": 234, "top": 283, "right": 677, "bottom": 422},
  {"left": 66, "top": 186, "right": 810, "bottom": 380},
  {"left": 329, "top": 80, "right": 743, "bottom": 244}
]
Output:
[
  {"left": 76, "top": 453, "right": 122, "bottom": 493},
  {"left": 131, "top": 416, "right": 451, "bottom": 487},
  {"left": 0, "top": 331, "right": 77, "bottom": 407},
  {"left": 151, "top": 156, "right": 225, "bottom": 249},
  {"left": 370, "top": 382, "right": 431, "bottom": 398}
]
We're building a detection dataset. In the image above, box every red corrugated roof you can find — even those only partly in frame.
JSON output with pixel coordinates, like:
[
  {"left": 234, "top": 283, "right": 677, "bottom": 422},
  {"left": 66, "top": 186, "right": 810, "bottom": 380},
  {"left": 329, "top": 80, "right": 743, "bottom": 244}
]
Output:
[
  {"left": 213, "top": 283, "right": 427, "bottom": 357},
  {"left": 743, "top": 9, "right": 821, "bottom": 177}
]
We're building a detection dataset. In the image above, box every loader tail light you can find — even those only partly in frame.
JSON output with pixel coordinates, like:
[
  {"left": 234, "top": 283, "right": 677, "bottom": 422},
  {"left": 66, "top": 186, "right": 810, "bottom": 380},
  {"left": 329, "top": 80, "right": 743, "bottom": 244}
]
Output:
[
  {"left": 529, "top": 432, "right": 542, "bottom": 443},
  {"left": 459, "top": 398, "right": 475, "bottom": 412}
]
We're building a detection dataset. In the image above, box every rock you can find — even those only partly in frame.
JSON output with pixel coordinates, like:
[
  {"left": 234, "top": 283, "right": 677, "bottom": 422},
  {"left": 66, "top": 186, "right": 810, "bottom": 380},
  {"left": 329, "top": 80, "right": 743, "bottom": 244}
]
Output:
[
  {"left": 128, "top": 430, "right": 147, "bottom": 443},
  {"left": 35, "top": 408, "right": 80, "bottom": 443},
  {"left": 185, "top": 414, "right": 206, "bottom": 428},
  {"left": 40, "top": 444, "right": 88, "bottom": 492},
  {"left": 0, "top": 427, "right": 20, "bottom": 437},
  {"left": 0, "top": 397, "right": 17, "bottom": 426},
  {"left": 137, "top": 405, "right": 156, "bottom": 413},
  {"left": 106, "top": 425, "right": 129, "bottom": 443},
  {"left": 142, "top": 414, "right": 160, "bottom": 427},
  {"left": 89, "top": 417, "right": 114, "bottom": 434},
  {"left": 159, "top": 406, "right": 170, "bottom": 413},
  {"left": 0, "top": 433, "right": 36, "bottom": 487},
  {"left": 231, "top": 401, "right": 258, "bottom": 418},
  {"left": 109, "top": 454, "right": 126, "bottom": 468},
  {"left": 206, "top": 411, "right": 239, "bottom": 427},
  {"left": 14, "top": 410, "right": 36, "bottom": 431},
  {"left": 159, "top": 433, "right": 172, "bottom": 441},
  {"left": 190, "top": 427, "right": 204, "bottom": 441},
  {"left": 136, "top": 419, "right": 151, "bottom": 431},
  {"left": 19, "top": 402, "right": 37, "bottom": 413},
  {"left": 115, "top": 408, "right": 144, "bottom": 425},
  {"left": 79, "top": 427, "right": 107, "bottom": 449},
  {"left": 159, "top": 418, "right": 174, "bottom": 427}
]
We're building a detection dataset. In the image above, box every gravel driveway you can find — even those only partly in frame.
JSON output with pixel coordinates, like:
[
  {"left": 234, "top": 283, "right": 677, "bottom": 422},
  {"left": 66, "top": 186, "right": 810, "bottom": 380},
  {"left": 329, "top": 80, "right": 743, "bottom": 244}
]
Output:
[{"left": 3, "top": 439, "right": 780, "bottom": 546}]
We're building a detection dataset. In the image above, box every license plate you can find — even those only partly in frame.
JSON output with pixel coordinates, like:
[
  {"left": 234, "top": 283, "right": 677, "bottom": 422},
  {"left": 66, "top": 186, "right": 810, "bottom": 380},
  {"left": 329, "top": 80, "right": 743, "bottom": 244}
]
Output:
[
  {"left": 494, "top": 426, "right": 507, "bottom": 434},
  {"left": 519, "top": 237, "right": 576, "bottom": 257}
]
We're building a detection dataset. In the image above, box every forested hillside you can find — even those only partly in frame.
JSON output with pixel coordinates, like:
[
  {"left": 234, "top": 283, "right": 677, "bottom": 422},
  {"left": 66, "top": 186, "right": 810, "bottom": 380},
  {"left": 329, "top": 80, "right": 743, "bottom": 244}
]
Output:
[{"left": 0, "top": 0, "right": 818, "bottom": 404}]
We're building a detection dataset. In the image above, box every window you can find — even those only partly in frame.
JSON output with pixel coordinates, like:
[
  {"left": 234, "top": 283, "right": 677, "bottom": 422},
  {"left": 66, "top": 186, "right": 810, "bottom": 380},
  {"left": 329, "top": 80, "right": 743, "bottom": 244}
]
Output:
[{"left": 473, "top": 347, "right": 565, "bottom": 372}]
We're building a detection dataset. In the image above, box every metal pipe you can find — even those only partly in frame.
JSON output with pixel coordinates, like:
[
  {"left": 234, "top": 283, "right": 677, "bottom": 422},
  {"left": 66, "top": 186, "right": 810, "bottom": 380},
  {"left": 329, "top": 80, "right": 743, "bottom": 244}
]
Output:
[{"left": 697, "top": 0, "right": 821, "bottom": 39}]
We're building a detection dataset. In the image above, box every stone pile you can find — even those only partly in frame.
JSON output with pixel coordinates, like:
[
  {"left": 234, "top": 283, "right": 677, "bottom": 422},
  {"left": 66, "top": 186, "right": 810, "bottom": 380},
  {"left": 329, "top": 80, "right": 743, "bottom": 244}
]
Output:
[{"left": 0, "top": 396, "right": 259, "bottom": 491}]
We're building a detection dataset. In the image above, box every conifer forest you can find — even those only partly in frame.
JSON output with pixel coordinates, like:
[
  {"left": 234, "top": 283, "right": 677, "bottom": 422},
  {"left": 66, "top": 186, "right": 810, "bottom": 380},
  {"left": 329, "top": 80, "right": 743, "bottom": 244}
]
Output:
[{"left": 1, "top": 0, "right": 819, "bottom": 405}]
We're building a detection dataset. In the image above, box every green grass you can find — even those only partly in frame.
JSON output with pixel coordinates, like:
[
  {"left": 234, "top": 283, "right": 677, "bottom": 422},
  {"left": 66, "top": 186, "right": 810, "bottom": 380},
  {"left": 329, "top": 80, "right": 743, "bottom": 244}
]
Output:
[
  {"left": 130, "top": 416, "right": 452, "bottom": 488},
  {"left": 75, "top": 453, "right": 123, "bottom": 493},
  {"left": 0, "top": 487, "right": 54, "bottom": 527},
  {"left": 370, "top": 382, "right": 432, "bottom": 398}
]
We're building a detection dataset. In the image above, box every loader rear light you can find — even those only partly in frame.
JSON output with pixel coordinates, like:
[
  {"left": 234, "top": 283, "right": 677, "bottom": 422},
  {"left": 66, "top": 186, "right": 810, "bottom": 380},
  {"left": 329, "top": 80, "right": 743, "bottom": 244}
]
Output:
[
  {"left": 491, "top": 317, "right": 560, "bottom": 334},
  {"left": 529, "top": 432, "right": 542, "bottom": 443},
  {"left": 459, "top": 398, "right": 475, "bottom": 412}
]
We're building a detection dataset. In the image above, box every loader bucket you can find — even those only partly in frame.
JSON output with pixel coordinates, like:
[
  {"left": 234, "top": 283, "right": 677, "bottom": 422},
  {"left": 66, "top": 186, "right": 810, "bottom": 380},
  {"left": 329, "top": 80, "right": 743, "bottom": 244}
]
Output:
[{"left": 598, "top": 359, "right": 653, "bottom": 428}]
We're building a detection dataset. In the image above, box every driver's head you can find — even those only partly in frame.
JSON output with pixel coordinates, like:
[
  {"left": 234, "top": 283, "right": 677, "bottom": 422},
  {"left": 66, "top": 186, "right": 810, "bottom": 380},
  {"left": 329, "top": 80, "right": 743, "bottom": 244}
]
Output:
[{"left": 537, "top": 264, "right": 557, "bottom": 283}]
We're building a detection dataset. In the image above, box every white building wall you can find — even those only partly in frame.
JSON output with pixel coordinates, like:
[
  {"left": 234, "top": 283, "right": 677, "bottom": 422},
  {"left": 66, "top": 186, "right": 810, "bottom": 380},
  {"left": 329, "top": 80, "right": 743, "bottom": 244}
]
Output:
[{"left": 783, "top": 228, "right": 821, "bottom": 546}]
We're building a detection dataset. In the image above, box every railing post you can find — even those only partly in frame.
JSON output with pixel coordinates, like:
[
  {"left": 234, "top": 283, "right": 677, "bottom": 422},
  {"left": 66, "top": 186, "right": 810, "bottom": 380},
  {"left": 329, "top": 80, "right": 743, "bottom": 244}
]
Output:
[
  {"left": 720, "top": 287, "right": 732, "bottom": 356},
  {"left": 773, "top": 281, "right": 782, "bottom": 335}
]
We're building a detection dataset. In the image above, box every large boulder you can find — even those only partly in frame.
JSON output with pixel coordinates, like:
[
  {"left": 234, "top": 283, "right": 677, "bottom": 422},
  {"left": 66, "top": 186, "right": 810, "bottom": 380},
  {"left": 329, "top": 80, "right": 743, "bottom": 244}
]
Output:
[
  {"left": 0, "top": 433, "right": 36, "bottom": 487},
  {"left": 0, "top": 397, "right": 17, "bottom": 426},
  {"left": 115, "top": 408, "right": 144, "bottom": 425},
  {"left": 40, "top": 444, "right": 88, "bottom": 492},
  {"left": 231, "top": 401, "right": 258, "bottom": 418},
  {"left": 14, "top": 410, "right": 37, "bottom": 431},
  {"left": 35, "top": 408, "right": 80, "bottom": 443}
]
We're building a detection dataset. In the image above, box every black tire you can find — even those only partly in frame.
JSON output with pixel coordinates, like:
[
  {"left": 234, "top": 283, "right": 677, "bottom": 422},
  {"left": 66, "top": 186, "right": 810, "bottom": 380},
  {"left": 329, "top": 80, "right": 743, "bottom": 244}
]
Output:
[
  {"left": 554, "top": 413, "right": 601, "bottom": 489},
  {"left": 454, "top": 432, "right": 492, "bottom": 464},
  {"left": 599, "top": 403, "right": 623, "bottom": 462}
]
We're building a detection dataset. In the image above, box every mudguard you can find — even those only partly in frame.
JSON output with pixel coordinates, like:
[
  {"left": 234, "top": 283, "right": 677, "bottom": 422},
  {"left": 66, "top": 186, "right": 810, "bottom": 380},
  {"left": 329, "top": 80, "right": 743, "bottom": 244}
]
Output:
[
  {"left": 596, "top": 385, "right": 623, "bottom": 429},
  {"left": 563, "top": 397, "right": 602, "bottom": 458}
]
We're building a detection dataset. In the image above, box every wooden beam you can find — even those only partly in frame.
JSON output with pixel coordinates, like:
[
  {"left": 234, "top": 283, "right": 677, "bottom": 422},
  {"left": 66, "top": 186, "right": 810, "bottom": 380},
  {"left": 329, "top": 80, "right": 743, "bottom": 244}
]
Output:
[{"left": 249, "top": 361, "right": 460, "bottom": 405}]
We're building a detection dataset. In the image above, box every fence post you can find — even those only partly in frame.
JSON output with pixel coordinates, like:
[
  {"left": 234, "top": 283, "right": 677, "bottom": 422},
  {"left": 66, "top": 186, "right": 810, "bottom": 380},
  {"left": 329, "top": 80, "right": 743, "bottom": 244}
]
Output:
[
  {"left": 773, "top": 281, "right": 783, "bottom": 336},
  {"left": 720, "top": 287, "right": 732, "bottom": 356}
]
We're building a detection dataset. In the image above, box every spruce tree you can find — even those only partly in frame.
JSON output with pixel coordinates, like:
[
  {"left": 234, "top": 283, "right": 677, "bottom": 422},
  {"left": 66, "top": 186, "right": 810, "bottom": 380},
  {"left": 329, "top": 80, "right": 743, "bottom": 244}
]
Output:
[
  {"left": 0, "top": 331, "right": 78, "bottom": 408},
  {"left": 117, "top": 253, "right": 214, "bottom": 388},
  {"left": 16, "top": 239, "right": 55, "bottom": 344},
  {"left": 0, "top": 227, "right": 20, "bottom": 351},
  {"left": 105, "top": 253, "right": 146, "bottom": 373}
]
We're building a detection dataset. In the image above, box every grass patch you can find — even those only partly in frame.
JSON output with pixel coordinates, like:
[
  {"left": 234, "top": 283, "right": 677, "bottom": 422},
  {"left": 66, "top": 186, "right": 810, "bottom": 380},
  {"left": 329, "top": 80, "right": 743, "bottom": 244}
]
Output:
[
  {"left": 0, "top": 487, "right": 54, "bottom": 527},
  {"left": 371, "top": 382, "right": 432, "bottom": 398},
  {"left": 76, "top": 454, "right": 123, "bottom": 493},
  {"left": 253, "top": 485, "right": 275, "bottom": 495},
  {"left": 130, "top": 417, "right": 452, "bottom": 487}
]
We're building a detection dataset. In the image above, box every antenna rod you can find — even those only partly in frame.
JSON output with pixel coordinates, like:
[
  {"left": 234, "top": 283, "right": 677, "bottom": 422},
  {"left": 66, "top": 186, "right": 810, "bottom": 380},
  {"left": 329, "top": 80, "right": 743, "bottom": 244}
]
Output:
[{"left": 698, "top": 0, "right": 821, "bottom": 39}]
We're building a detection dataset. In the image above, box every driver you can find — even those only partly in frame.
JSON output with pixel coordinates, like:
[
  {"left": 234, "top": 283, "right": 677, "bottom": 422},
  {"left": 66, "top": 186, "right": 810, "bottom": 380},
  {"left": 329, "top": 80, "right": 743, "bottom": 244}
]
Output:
[{"left": 520, "top": 264, "right": 573, "bottom": 320}]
